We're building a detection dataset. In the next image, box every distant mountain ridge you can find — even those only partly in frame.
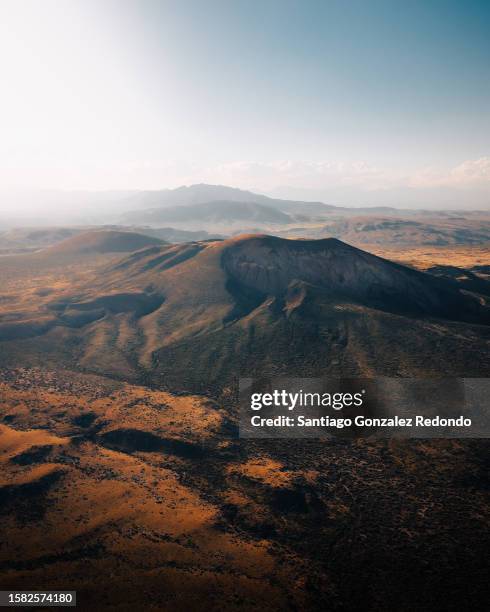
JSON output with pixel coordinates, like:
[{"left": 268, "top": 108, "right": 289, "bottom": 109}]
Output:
[
  {"left": 121, "top": 183, "right": 336, "bottom": 212},
  {"left": 120, "top": 183, "right": 452, "bottom": 217},
  {"left": 119, "top": 184, "right": 473, "bottom": 229},
  {"left": 120, "top": 183, "right": 340, "bottom": 226},
  {"left": 123, "top": 199, "right": 294, "bottom": 225}
]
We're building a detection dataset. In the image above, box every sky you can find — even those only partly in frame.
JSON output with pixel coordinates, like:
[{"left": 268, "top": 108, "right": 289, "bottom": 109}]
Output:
[{"left": 0, "top": 0, "right": 489, "bottom": 209}]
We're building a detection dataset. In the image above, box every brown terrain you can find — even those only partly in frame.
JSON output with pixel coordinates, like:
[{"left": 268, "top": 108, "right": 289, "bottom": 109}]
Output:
[
  {"left": 1, "top": 367, "right": 488, "bottom": 611},
  {"left": 282, "top": 214, "right": 490, "bottom": 247},
  {"left": 0, "top": 228, "right": 489, "bottom": 611}
]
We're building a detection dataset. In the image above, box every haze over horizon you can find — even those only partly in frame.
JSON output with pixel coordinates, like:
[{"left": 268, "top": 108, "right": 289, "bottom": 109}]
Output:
[{"left": 0, "top": 0, "right": 489, "bottom": 210}]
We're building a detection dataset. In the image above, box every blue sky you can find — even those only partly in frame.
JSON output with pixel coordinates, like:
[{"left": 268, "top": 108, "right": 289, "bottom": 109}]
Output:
[{"left": 0, "top": 0, "right": 489, "bottom": 207}]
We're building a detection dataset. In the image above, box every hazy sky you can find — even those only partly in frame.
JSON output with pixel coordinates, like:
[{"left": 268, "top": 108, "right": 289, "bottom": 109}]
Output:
[{"left": 0, "top": 0, "right": 489, "bottom": 208}]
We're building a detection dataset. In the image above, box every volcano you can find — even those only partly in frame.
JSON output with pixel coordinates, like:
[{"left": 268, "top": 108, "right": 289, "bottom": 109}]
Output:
[{"left": 0, "top": 235, "right": 488, "bottom": 391}]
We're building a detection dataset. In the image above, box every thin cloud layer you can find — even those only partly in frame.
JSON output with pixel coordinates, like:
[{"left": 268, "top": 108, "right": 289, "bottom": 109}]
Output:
[{"left": 410, "top": 157, "right": 490, "bottom": 189}]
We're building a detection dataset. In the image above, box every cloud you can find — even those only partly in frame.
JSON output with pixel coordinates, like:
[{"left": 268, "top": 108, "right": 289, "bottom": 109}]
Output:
[
  {"left": 409, "top": 157, "right": 490, "bottom": 189},
  {"left": 205, "top": 158, "right": 490, "bottom": 200},
  {"left": 198, "top": 157, "right": 489, "bottom": 208}
]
